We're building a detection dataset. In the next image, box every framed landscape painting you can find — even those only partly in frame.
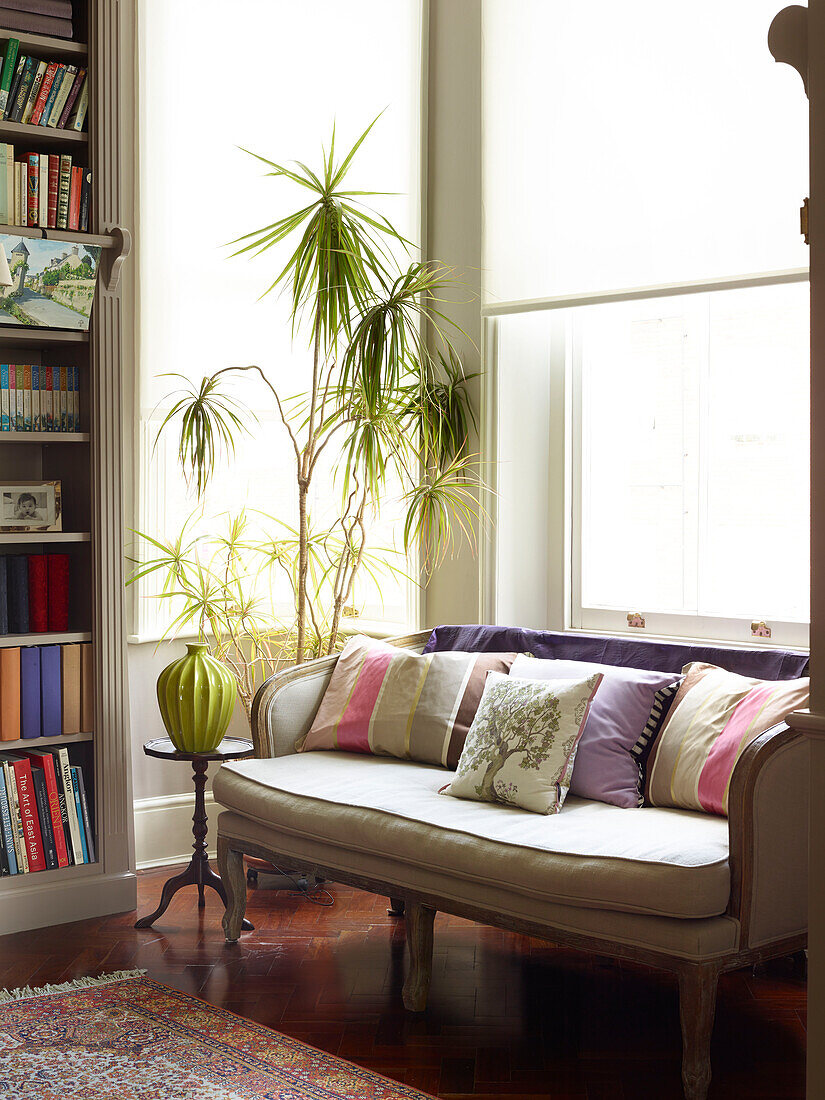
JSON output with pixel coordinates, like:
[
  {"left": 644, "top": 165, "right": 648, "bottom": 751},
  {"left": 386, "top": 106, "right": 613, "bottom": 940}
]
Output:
[{"left": 0, "top": 235, "right": 102, "bottom": 331}]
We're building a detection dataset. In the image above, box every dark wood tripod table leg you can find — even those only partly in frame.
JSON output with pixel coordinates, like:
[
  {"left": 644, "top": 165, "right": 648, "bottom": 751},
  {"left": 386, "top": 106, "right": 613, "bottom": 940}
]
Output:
[{"left": 135, "top": 757, "right": 254, "bottom": 930}]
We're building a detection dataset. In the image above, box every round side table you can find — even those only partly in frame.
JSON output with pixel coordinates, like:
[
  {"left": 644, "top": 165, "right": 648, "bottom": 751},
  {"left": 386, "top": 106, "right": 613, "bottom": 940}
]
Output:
[{"left": 134, "top": 736, "right": 255, "bottom": 931}]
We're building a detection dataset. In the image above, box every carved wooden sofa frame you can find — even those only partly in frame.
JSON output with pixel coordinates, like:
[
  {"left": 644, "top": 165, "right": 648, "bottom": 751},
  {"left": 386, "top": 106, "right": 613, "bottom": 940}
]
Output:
[{"left": 216, "top": 631, "right": 809, "bottom": 1100}]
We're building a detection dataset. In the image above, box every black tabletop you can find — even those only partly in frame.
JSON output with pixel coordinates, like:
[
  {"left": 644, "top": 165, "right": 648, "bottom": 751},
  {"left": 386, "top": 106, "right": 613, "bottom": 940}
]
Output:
[{"left": 142, "top": 737, "right": 255, "bottom": 763}]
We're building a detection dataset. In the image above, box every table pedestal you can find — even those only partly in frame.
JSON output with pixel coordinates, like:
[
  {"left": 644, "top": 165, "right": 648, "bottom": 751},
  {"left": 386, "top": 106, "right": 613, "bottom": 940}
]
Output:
[{"left": 135, "top": 756, "right": 254, "bottom": 931}]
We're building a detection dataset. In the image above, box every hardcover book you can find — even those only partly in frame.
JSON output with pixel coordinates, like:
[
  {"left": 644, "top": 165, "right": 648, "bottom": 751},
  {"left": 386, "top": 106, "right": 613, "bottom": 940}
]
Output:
[
  {"left": 75, "top": 765, "right": 94, "bottom": 862},
  {"left": 0, "top": 755, "right": 26, "bottom": 870},
  {"left": 30, "top": 767, "right": 57, "bottom": 868},
  {"left": 60, "top": 642, "right": 79, "bottom": 734},
  {"left": 0, "top": 37, "right": 19, "bottom": 118},
  {"left": 21, "top": 59, "right": 46, "bottom": 125},
  {"left": 29, "top": 59, "right": 56, "bottom": 127},
  {"left": 0, "top": 553, "right": 7, "bottom": 634},
  {"left": 79, "top": 641, "right": 93, "bottom": 732},
  {"left": 25, "top": 748, "right": 68, "bottom": 866},
  {"left": 0, "top": 9, "right": 73, "bottom": 38},
  {"left": 0, "top": 767, "right": 18, "bottom": 874},
  {"left": 39, "top": 642, "right": 61, "bottom": 736},
  {"left": 7, "top": 754, "right": 45, "bottom": 871},
  {"left": 69, "top": 766, "right": 87, "bottom": 863},
  {"left": 56, "top": 745, "right": 82, "bottom": 863},
  {"left": 27, "top": 551, "right": 47, "bottom": 631},
  {"left": 19, "top": 643, "right": 40, "bottom": 738},
  {"left": 0, "top": 646, "right": 20, "bottom": 740},
  {"left": 7, "top": 552, "right": 28, "bottom": 632}
]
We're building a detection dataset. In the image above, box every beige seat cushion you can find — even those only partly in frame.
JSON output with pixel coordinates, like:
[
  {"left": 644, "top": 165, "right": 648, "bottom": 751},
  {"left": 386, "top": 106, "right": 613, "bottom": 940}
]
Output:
[{"left": 214, "top": 752, "right": 730, "bottom": 921}]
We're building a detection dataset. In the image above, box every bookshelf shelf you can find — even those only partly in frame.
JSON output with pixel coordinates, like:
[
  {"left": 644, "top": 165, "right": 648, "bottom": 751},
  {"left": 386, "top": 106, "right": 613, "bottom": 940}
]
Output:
[
  {"left": 1, "top": 730, "right": 92, "bottom": 749},
  {"left": 0, "top": 118, "right": 86, "bottom": 148},
  {"left": 2, "top": 33, "right": 87, "bottom": 64},
  {"left": 0, "top": 858, "right": 98, "bottom": 891},
  {"left": 0, "top": 630, "right": 91, "bottom": 648},
  {"left": 0, "top": 531, "right": 90, "bottom": 543},
  {"left": 0, "top": 224, "right": 115, "bottom": 248},
  {"left": 0, "top": 431, "right": 89, "bottom": 442},
  {"left": 0, "top": 327, "right": 87, "bottom": 346}
]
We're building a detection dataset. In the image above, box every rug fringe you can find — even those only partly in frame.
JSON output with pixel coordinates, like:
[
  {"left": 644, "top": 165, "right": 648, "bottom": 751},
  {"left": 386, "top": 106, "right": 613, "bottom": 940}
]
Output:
[{"left": 0, "top": 969, "right": 147, "bottom": 1003}]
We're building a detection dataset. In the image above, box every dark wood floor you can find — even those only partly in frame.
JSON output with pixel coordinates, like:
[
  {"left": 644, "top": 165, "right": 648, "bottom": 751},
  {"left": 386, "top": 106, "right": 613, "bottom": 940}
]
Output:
[{"left": 0, "top": 864, "right": 807, "bottom": 1098}]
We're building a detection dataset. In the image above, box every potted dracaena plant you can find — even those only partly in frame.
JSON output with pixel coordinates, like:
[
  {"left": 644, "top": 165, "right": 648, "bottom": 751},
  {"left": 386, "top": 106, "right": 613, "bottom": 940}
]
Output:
[{"left": 129, "top": 119, "right": 483, "bottom": 725}]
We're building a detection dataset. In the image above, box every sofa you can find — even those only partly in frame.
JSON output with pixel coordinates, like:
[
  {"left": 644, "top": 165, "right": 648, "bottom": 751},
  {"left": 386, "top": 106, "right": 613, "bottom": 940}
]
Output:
[{"left": 213, "top": 626, "right": 810, "bottom": 1100}]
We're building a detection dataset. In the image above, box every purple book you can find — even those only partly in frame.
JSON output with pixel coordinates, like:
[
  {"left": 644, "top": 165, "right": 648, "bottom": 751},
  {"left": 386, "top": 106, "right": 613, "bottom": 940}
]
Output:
[
  {"left": 0, "top": 8, "right": 72, "bottom": 37},
  {"left": 40, "top": 644, "right": 61, "bottom": 737},
  {"left": 20, "top": 645, "right": 41, "bottom": 739},
  {"left": 0, "top": 1, "right": 72, "bottom": 17}
]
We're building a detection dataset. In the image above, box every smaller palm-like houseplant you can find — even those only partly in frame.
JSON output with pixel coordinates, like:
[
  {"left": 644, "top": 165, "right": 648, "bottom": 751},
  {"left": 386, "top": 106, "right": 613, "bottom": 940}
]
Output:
[{"left": 130, "top": 120, "right": 482, "bottom": 723}]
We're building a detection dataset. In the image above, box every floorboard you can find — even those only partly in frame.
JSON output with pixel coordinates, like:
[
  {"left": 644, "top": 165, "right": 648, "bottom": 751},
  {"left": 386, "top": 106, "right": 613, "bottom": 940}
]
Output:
[{"left": 0, "top": 865, "right": 807, "bottom": 1098}]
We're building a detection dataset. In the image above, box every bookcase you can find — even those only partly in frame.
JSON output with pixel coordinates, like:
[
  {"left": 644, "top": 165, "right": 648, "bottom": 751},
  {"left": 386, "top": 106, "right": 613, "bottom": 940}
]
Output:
[{"left": 0, "top": 1, "right": 135, "bottom": 932}]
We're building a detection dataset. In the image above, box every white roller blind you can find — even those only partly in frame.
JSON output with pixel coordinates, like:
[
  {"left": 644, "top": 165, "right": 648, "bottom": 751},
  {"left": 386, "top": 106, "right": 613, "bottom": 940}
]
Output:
[{"left": 483, "top": 0, "right": 808, "bottom": 302}]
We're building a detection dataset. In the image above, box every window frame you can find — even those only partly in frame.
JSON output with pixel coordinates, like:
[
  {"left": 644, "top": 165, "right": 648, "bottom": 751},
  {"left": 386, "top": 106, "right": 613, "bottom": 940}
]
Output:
[{"left": 482, "top": 266, "right": 811, "bottom": 650}]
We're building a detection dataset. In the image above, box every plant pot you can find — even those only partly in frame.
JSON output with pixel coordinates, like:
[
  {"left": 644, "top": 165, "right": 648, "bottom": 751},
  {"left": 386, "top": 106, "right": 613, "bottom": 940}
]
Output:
[{"left": 156, "top": 643, "right": 236, "bottom": 753}]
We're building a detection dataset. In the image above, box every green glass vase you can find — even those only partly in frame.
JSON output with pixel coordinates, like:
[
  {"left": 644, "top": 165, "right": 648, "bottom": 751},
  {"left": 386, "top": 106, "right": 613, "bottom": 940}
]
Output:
[{"left": 156, "top": 643, "right": 236, "bottom": 753}]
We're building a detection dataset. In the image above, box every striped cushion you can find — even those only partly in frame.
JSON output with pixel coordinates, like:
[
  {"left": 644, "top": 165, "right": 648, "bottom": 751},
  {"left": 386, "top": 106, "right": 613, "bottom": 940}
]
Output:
[
  {"left": 645, "top": 662, "right": 809, "bottom": 815},
  {"left": 298, "top": 635, "right": 517, "bottom": 768}
]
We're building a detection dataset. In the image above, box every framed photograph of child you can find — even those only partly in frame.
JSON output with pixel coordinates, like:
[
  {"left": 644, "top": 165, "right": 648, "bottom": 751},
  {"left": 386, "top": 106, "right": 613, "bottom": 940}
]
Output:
[{"left": 0, "top": 481, "right": 62, "bottom": 532}]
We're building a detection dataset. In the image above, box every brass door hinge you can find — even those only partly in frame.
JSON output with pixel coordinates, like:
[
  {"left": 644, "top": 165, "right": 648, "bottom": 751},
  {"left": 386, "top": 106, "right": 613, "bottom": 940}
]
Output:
[{"left": 801, "top": 198, "right": 809, "bottom": 244}]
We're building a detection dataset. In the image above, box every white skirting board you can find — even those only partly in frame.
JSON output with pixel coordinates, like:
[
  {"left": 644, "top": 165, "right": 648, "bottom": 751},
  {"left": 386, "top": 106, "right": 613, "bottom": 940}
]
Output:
[{"left": 133, "top": 791, "right": 216, "bottom": 869}]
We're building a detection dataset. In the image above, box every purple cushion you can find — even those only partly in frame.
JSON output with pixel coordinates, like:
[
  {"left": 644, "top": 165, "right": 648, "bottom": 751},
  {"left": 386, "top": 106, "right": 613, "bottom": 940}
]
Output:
[{"left": 510, "top": 655, "right": 681, "bottom": 808}]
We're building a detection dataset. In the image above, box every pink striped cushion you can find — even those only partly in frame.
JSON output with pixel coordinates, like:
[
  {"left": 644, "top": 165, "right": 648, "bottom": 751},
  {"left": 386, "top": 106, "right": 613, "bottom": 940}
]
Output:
[
  {"left": 645, "top": 662, "right": 809, "bottom": 815},
  {"left": 298, "top": 635, "right": 516, "bottom": 768}
]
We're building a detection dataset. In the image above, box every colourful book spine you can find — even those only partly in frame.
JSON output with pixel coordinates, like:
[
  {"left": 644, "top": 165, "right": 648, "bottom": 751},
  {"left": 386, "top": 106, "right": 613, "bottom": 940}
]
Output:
[
  {"left": 46, "top": 153, "right": 59, "bottom": 228},
  {"left": 51, "top": 365, "right": 59, "bottom": 431},
  {"left": 31, "top": 362, "right": 39, "bottom": 430},
  {"left": 27, "top": 553, "right": 47, "bottom": 632},
  {"left": 57, "top": 67, "right": 84, "bottom": 130},
  {"left": 0, "top": 363, "right": 8, "bottom": 430},
  {"left": 38, "top": 155, "right": 48, "bottom": 227},
  {"left": 79, "top": 168, "right": 90, "bottom": 232},
  {"left": 70, "top": 767, "right": 88, "bottom": 864},
  {"left": 0, "top": 647, "right": 20, "bottom": 740},
  {"left": 25, "top": 752, "right": 69, "bottom": 868},
  {"left": 1, "top": 758, "right": 27, "bottom": 872},
  {"left": 30, "top": 769, "right": 57, "bottom": 869},
  {"left": 0, "top": 769, "right": 18, "bottom": 874},
  {"left": 72, "top": 364, "right": 79, "bottom": 431},
  {"left": 21, "top": 60, "right": 46, "bottom": 126},
  {"left": 6, "top": 144, "right": 15, "bottom": 225},
  {"left": 39, "top": 643, "right": 61, "bottom": 736},
  {"left": 60, "top": 643, "right": 80, "bottom": 735},
  {"left": 46, "top": 553, "right": 69, "bottom": 631},
  {"left": 75, "top": 766, "right": 94, "bottom": 863},
  {"left": 29, "top": 59, "right": 57, "bottom": 127},
  {"left": 14, "top": 362, "right": 23, "bottom": 430},
  {"left": 56, "top": 153, "right": 71, "bottom": 229},
  {"left": 11, "top": 756, "right": 45, "bottom": 872},
  {"left": 0, "top": 38, "right": 20, "bottom": 119},
  {"left": 56, "top": 747, "right": 82, "bottom": 864},
  {"left": 19, "top": 644, "right": 41, "bottom": 737},
  {"left": 25, "top": 152, "right": 38, "bottom": 227},
  {"left": 59, "top": 365, "right": 68, "bottom": 431},
  {"left": 9, "top": 56, "right": 35, "bottom": 124},
  {"left": 5, "top": 53, "right": 27, "bottom": 123},
  {"left": 15, "top": 159, "right": 24, "bottom": 226},
  {"left": 67, "top": 75, "right": 88, "bottom": 132},
  {"left": 47, "top": 63, "right": 75, "bottom": 128},
  {"left": 39, "top": 62, "right": 64, "bottom": 127},
  {"left": 68, "top": 165, "right": 81, "bottom": 230},
  {"left": 21, "top": 362, "right": 30, "bottom": 430},
  {"left": 0, "top": 142, "right": 7, "bottom": 223},
  {"left": 42, "top": 362, "right": 52, "bottom": 430},
  {"left": 7, "top": 363, "right": 14, "bottom": 429},
  {"left": 47, "top": 750, "right": 73, "bottom": 865}
]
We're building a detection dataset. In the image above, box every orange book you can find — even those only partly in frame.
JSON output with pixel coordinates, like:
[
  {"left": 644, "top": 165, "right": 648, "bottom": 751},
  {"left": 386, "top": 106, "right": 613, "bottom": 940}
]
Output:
[
  {"left": 60, "top": 643, "right": 81, "bottom": 735},
  {"left": 0, "top": 647, "right": 21, "bottom": 741},
  {"left": 79, "top": 642, "right": 94, "bottom": 733}
]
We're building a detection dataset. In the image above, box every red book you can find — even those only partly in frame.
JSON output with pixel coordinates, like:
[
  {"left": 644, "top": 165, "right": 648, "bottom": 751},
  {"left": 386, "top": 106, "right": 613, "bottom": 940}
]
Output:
[
  {"left": 9, "top": 756, "right": 46, "bottom": 872},
  {"left": 28, "top": 554, "right": 48, "bottom": 632},
  {"left": 26, "top": 153, "right": 38, "bottom": 227},
  {"left": 68, "top": 165, "right": 81, "bottom": 230},
  {"left": 30, "top": 61, "right": 58, "bottom": 127},
  {"left": 57, "top": 69, "right": 85, "bottom": 130},
  {"left": 24, "top": 750, "right": 69, "bottom": 867},
  {"left": 47, "top": 554, "right": 69, "bottom": 632},
  {"left": 47, "top": 153, "right": 59, "bottom": 229}
]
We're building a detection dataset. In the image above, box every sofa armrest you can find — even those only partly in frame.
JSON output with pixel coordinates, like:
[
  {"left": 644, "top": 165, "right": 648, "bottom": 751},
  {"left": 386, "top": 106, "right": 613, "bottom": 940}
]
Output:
[
  {"left": 727, "top": 722, "right": 809, "bottom": 949},
  {"left": 250, "top": 630, "right": 431, "bottom": 758}
]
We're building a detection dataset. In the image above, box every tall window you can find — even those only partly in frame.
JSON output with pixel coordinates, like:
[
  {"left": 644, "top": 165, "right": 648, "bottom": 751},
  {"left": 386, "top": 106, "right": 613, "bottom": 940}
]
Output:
[
  {"left": 134, "top": 0, "right": 423, "bottom": 640},
  {"left": 486, "top": 0, "right": 809, "bottom": 646}
]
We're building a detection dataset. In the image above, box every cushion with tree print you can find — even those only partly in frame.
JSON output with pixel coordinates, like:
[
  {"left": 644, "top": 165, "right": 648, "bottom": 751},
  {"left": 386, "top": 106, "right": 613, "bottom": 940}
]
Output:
[{"left": 441, "top": 671, "right": 603, "bottom": 814}]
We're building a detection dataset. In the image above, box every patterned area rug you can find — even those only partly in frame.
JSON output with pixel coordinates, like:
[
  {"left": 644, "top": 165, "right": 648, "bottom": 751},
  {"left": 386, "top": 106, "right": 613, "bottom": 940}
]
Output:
[{"left": 0, "top": 971, "right": 432, "bottom": 1099}]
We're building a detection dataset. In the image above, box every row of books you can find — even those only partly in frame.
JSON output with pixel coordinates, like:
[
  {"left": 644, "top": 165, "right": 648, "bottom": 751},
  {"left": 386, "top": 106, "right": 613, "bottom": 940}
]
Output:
[
  {"left": 0, "top": 147, "right": 90, "bottom": 229},
  {"left": 0, "top": 39, "right": 86, "bottom": 127},
  {"left": 0, "top": 553, "right": 70, "bottom": 634},
  {"left": 0, "top": 748, "right": 95, "bottom": 876},
  {"left": 0, "top": 3, "right": 73, "bottom": 42},
  {"left": 0, "top": 364, "right": 80, "bottom": 431},
  {"left": 0, "top": 641, "right": 92, "bottom": 739}
]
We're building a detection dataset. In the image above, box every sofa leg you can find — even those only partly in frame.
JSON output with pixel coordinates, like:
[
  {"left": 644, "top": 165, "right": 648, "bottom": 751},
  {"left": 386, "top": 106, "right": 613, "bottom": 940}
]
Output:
[
  {"left": 678, "top": 963, "right": 719, "bottom": 1100},
  {"left": 402, "top": 901, "right": 435, "bottom": 1012},
  {"left": 218, "top": 838, "right": 248, "bottom": 943}
]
